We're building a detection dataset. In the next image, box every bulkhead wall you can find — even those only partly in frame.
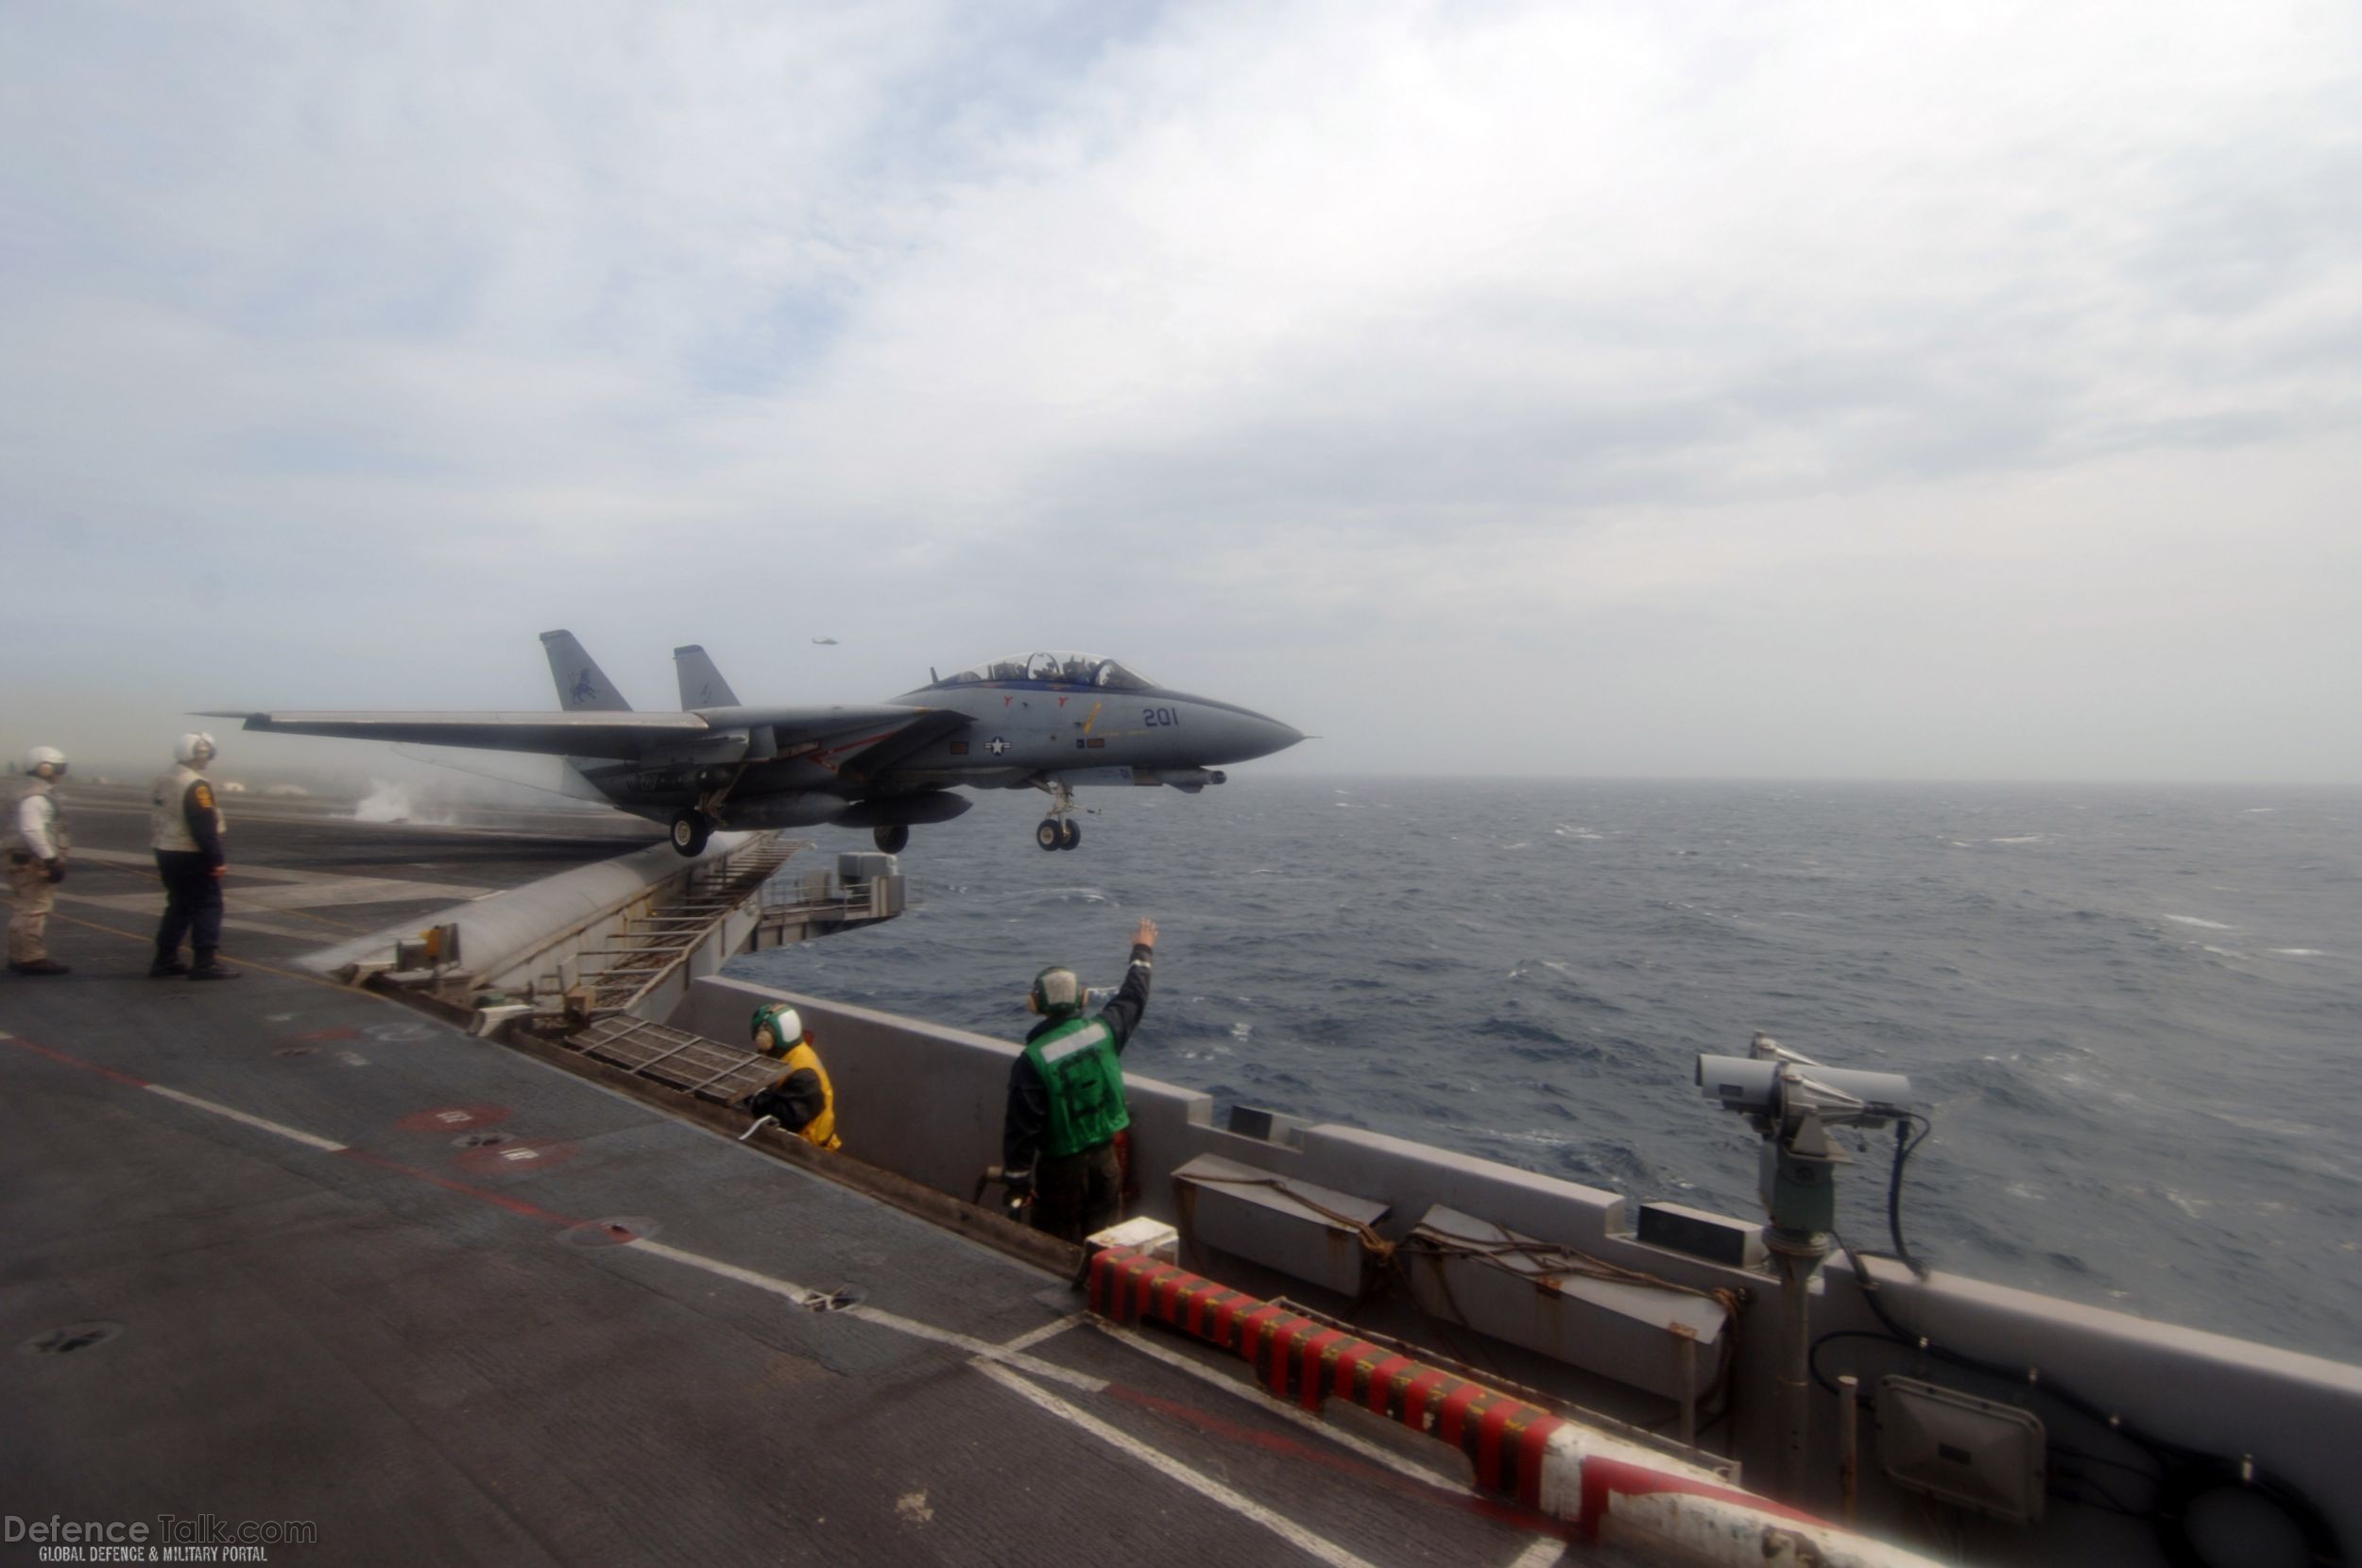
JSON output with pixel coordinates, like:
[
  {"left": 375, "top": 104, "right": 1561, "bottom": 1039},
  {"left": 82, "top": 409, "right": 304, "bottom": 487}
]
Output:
[{"left": 674, "top": 972, "right": 2362, "bottom": 1566}]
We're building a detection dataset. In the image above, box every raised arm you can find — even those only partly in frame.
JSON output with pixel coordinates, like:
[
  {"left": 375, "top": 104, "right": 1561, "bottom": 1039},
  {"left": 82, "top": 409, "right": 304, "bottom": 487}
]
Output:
[{"left": 1097, "top": 917, "right": 1157, "bottom": 1053}]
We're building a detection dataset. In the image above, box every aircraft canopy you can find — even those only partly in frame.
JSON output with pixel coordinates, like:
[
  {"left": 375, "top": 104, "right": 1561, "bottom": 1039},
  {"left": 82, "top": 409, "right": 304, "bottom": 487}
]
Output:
[{"left": 937, "top": 652, "right": 1155, "bottom": 690}]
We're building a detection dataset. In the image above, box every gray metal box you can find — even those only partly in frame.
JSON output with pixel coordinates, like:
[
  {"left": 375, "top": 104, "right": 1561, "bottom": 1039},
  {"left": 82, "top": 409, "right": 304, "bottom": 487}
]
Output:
[
  {"left": 1403, "top": 1205, "right": 1726, "bottom": 1401},
  {"left": 836, "top": 851, "right": 897, "bottom": 883},
  {"left": 1637, "top": 1202, "right": 1767, "bottom": 1269},
  {"left": 1877, "top": 1376, "right": 2046, "bottom": 1524},
  {"left": 1224, "top": 1104, "right": 1309, "bottom": 1150},
  {"left": 1172, "top": 1153, "right": 1389, "bottom": 1298}
]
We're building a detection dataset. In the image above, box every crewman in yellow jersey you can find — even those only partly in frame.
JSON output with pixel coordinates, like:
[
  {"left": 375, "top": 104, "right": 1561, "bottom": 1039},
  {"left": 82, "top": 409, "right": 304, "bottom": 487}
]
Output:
[{"left": 741, "top": 1003, "right": 840, "bottom": 1150}]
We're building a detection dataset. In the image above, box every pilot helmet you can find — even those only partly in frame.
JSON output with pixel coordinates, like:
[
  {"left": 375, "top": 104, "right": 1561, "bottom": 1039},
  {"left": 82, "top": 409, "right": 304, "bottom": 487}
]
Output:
[
  {"left": 750, "top": 1004, "right": 803, "bottom": 1054},
  {"left": 1029, "top": 966, "right": 1083, "bottom": 1018},
  {"left": 24, "top": 745, "right": 66, "bottom": 777},
  {"left": 175, "top": 732, "right": 218, "bottom": 766}
]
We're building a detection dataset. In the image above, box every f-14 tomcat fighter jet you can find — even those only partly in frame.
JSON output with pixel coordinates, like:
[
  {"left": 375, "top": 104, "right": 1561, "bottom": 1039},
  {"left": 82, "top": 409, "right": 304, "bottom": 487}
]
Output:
[{"left": 208, "top": 632, "right": 1304, "bottom": 857}]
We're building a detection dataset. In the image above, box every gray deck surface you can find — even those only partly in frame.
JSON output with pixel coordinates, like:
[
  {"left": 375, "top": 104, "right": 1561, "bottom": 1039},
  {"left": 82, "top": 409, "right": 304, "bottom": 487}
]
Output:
[{"left": 2, "top": 806, "right": 1641, "bottom": 1567}]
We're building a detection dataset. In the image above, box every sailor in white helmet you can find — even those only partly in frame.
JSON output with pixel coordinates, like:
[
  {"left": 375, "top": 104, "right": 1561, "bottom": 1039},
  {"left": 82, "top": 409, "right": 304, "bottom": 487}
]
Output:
[
  {"left": 150, "top": 732, "right": 237, "bottom": 980},
  {"left": 8, "top": 746, "right": 73, "bottom": 976}
]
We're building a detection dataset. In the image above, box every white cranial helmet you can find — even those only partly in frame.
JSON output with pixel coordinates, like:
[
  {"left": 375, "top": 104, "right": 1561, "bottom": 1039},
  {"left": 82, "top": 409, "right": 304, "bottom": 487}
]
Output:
[
  {"left": 25, "top": 745, "right": 66, "bottom": 775},
  {"left": 175, "top": 732, "right": 218, "bottom": 765}
]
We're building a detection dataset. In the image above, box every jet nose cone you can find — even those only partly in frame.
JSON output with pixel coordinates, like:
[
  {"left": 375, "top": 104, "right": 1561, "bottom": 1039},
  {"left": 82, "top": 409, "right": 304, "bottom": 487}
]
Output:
[{"left": 1239, "top": 712, "right": 1306, "bottom": 761}]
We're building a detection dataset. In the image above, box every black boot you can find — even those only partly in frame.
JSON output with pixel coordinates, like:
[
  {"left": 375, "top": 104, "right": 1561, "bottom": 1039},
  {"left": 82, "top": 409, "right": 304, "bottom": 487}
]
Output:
[
  {"left": 150, "top": 949, "right": 189, "bottom": 978},
  {"left": 9, "top": 957, "right": 70, "bottom": 976},
  {"left": 188, "top": 947, "right": 240, "bottom": 981}
]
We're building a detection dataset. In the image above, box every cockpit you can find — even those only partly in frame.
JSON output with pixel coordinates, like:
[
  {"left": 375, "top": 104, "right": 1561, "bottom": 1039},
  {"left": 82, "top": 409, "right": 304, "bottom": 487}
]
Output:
[{"left": 930, "top": 652, "right": 1155, "bottom": 690}]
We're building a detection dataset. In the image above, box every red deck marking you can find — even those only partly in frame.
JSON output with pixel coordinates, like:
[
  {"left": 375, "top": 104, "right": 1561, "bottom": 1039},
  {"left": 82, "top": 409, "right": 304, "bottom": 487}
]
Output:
[
  {"left": 1398, "top": 1369, "right": 1453, "bottom": 1433},
  {"left": 1515, "top": 1414, "right": 1566, "bottom": 1507},
  {"left": 1101, "top": 1250, "right": 1152, "bottom": 1322},
  {"left": 1164, "top": 1273, "right": 1200, "bottom": 1331},
  {"left": 1297, "top": 1329, "right": 1348, "bottom": 1410},
  {"left": 335, "top": 1147, "right": 583, "bottom": 1226},
  {"left": 1077, "top": 1234, "right": 1789, "bottom": 1522},
  {"left": 1330, "top": 1338, "right": 1386, "bottom": 1404},
  {"left": 1152, "top": 1267, "right": 1190, "bottom": 1323},
  {"left": 1101, "top": 1383, "right": 1574, "bottom": 1542},
  {"left": 1131, "top": 1259, "right": 1181, "bottom": 1321},
  {"left": 1437, "top": 1381, "right": 1491, "bottom": 1449},
  {"left": 1262, "top": 1317, "right": 1318, "bottom": 1397},
  {"left": 1208, "top": 1289, "right": 1248, "bottom": 1346},
  {"left": 1087, "top": 1250, "right": 1118, "bottom": 1317},
  {"left": 1577, "top": 1455, "right": 1826, "bottom": 1540},
  {"left": 1266, "top": 1318, "right": 1313, "bottom": 1398},
  {"left": 396, "top": 1103, "right": 514, "bottom": 1133},
  {"left": 1367, "top": 1355, "right": 1415, "bottom": 1416},
  {"left": 1185, "top": 1282, "right": 1241, "bottom": 1340},
  {"left": 454, "top": 1138, "right": 578, "bottom": 1176},
  {"left": 1474, "top": 1397, "right": 1524, "bottom": 1490},
  {"left": 1122, "top": 1257, "right": 1165, "bottom": 1317},
  {"left": 1098, "top": 1251, "right": 1138, "bottom": 1319},
  {"left": 3, "top": 1033, "right": 155, "bottom": 1089},
  {"left": 1095, "top": 1249, "right": 1132, "bottom": 1318},
  {"left": 1235, "top": 1304, "right": 1287, "bottom": 1370}
]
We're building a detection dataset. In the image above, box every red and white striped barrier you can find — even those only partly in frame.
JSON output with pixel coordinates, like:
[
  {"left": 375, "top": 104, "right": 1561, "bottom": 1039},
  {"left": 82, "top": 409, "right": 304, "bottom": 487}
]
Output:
[{"left": 1087, "top": 1246, "right": 1946, "bottom": 1568}]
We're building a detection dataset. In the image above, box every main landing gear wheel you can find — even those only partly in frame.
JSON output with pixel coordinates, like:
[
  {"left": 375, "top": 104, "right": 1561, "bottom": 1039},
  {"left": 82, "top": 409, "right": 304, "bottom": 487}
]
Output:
[
  {"left": 1033, "top": 775, "right": 1083, "bottom": 851},
  {"left": 670, "top": 810, "right": 713, "bottom": 857},
  {"left": 873, "top": 824, "right": 910, "bottom": 855}
]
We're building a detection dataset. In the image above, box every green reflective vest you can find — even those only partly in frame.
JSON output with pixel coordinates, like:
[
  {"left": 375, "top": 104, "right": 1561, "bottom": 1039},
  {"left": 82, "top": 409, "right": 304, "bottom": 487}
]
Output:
[{"left": 1024, "top": 1014, "right": 1129, "bottom": 1158}]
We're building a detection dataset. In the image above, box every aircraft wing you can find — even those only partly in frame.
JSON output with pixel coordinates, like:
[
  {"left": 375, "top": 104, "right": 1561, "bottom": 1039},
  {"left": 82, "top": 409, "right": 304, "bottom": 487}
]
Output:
[
  {"left": 833, "top": 708, "right": 973, "bottom": 781},
  {"left": 203, "top": 705, "right": 947, "bottom": 763},
  {"left": 200, "top": 710, "right": 713, "bottom": 760}
]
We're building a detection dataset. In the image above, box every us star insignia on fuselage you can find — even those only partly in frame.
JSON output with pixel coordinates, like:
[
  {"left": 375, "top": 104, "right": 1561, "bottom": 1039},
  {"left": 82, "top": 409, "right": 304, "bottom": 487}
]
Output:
[{"left": 202, "top": 635, "right": 1304, "bottom": 857}]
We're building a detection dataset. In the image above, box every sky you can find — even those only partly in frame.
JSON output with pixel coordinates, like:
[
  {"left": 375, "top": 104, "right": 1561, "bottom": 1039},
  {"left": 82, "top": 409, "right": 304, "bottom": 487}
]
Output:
[{"left": 4, "top": 0, "right": 2358, "bottom": 784}]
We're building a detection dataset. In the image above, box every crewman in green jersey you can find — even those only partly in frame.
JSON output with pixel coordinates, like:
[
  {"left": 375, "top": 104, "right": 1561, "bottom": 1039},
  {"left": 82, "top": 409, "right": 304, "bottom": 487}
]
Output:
[{"left": 1001, "top": 916, "right": 1156, "bottom": 1242}]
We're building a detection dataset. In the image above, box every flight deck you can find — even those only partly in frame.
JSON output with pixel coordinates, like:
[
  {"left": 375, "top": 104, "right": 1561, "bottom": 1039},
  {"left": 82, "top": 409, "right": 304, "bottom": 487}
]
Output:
[
  {"left": 10, "top": 797, "right": 2353, "bottom": 1568},
  {"left": 1, "top": 802, "right": 1631, "bottom": 1568}
]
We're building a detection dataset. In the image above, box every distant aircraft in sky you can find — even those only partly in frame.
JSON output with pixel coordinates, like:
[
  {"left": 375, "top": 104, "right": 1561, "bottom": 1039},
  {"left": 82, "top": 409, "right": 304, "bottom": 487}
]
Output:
[
  {"left": 811, "top": 637, "right": 838, "bottom": 645},
  {"left": 207, "top": 632, "right": 1303, "bottom": 856}
]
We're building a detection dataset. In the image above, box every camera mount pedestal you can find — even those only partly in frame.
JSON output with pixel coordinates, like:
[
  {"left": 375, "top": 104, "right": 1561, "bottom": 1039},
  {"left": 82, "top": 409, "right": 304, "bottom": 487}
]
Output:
[
  {"left": 1697, "top": 1033, "right": 1913, "bottom": 1508},
  {"left": 1762, "top": 1110, "right": 1850, "bottom": 1502}
]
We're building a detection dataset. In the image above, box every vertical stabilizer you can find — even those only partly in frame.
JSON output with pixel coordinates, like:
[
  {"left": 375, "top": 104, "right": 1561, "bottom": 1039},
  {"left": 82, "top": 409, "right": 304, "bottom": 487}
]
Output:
[
  {"left": 539, "top": 630, "right": 633, "bottom": 712},
  {"left": 674, "top": 645, "right": 741, "bottom": 709}
]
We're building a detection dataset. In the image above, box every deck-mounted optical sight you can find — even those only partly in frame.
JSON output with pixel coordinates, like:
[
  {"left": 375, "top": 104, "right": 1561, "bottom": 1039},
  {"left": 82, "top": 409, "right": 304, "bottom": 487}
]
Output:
[{"left": 1698, "top": 1032, "right": 1917, "bottom": 1501}]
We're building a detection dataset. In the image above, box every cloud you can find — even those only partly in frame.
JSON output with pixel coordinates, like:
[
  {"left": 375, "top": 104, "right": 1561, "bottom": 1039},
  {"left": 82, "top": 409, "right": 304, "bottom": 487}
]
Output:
[{"left": 2, "top": 0, "right": 2356, "bottom": 778}]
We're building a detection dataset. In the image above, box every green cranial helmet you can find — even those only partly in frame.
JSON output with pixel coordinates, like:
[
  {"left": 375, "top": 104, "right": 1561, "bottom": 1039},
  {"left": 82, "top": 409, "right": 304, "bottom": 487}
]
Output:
[
  {"left": 1030, "top": 965, "right": 1083, "bottom": 1018},
  {"left": 749, "top": 1003, "right": 802, "bottom": 1054}
]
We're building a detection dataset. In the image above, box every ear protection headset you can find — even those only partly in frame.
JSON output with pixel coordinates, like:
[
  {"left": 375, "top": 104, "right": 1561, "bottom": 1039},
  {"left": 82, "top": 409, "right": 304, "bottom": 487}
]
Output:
[
  {"left": 749, "top": 1003, "right": 804, "bottom": 1054},
  {"left": 1029, "top": 966, "right": 1082, "bottom": 1017}
]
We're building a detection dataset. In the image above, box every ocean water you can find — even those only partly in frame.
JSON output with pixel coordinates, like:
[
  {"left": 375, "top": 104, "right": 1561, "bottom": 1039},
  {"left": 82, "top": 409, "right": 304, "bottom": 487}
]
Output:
[{"left": 729, "top": 778, "right": 2362, "bottom": 1363}]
